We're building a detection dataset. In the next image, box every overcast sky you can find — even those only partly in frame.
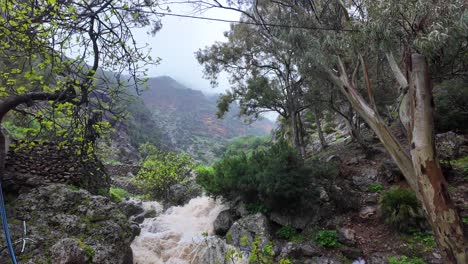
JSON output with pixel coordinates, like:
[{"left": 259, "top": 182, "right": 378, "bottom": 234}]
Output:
[{"left": 132, "top": 3, "right": 240, "bottom": 95}]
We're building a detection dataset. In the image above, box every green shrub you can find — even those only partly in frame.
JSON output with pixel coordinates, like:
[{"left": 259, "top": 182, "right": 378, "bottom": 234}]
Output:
[
  {"left": 410, "top": 230, "right": 437, "bottom": 250},
  {"left": 388, "top": 256, "right": 426, "bottom": 264},
  {"left": 197, "top": 140, "right": 331, "bottom": 212},
  {"left": 136, "top": 143, "right": 195, "bottom": 200},
  {"left": 109, "top": 187, "right": 131, "bottom": 203},
  {"left": 276, "top": 226, "right": 298, "bottom": 240},
  {"left": 463, "top": 217, "right": 468, "bottom": 224},
  {"left": 380, "top": 187, "right": 425, "bottom": 232},
  {"left": 368, "top": 183, "right": 384, "bottom": 193},
  {"left": 313, "top": 230, "right": 340, "bottom": 248}
]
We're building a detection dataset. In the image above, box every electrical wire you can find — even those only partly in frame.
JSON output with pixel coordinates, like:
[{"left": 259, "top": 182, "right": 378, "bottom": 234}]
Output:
[{"left": 154, "top": 12, "right": 357, "bottom": 32}]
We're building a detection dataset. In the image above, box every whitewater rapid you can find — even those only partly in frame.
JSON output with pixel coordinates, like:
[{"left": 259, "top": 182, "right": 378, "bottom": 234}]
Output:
[{"left": 131, "top": 197, "right": 228, "bottom": 264}]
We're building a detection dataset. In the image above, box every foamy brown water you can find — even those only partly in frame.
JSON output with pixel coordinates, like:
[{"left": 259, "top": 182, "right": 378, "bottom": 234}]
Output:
[{"left": 131, "top": 197, "right": 227, "bottom": 264}]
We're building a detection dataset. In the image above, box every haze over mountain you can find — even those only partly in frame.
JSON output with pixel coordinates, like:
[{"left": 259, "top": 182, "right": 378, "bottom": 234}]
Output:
[{"left": 135, "top": 76, "right": 274, "bottom": 162}]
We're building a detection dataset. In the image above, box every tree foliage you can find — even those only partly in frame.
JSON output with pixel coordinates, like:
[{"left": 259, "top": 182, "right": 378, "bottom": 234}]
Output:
[
  {"left": 136, "top": 143, "right": 195, "bottom": 200},
  {"left": 196, "top": 140, "right": 337, "bottom": 212}
]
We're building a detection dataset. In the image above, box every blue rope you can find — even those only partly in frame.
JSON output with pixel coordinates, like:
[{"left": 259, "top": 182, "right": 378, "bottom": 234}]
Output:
[{"left": 0, "top": 182, "right": 18, "bottom": 264}]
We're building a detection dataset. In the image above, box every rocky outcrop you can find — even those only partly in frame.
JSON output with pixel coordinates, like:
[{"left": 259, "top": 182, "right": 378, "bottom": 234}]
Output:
[
  {"left": 1, "top": 184, "right": 134, "bottom": 264},
  {"left": 226, "top": 213, "right": 271, "bottom": 252},
  {"left": 2, "top": 141, "right": 109, "bottom": 194},
  {"left": 213, "top": 209, "right": 238, "bottom": 236}
]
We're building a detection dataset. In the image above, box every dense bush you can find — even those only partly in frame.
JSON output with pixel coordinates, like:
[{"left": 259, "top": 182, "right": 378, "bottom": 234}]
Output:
[
  {"left": 380, "top": 187, "right": 425, "bottom": 232},
  {"left": 196, "top": 141, "right": 336, "bottom": 212},
  {"left": 109, "top": 187, "right": 131, "bottom": 203},
  {"left": 136, "top": 143, "right": 195, "bottom": 200}
]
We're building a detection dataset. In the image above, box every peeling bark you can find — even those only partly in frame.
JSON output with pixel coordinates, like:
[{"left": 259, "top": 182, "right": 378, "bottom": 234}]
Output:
[{"left": 410, "top": 54, "right": 466, "bottom": 263}]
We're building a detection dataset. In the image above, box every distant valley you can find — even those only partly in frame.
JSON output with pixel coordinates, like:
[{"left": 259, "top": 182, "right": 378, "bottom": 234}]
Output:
[{"left": 123, "top": 76, "right": 274, "bottom": 163}]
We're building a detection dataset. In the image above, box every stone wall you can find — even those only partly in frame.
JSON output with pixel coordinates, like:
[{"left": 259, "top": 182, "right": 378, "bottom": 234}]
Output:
[
  {"left": 105, "top": 164, "right": 141, "bottom": 178},
  {"left": 2, "top": 141, "right": 110, "bottom": 194}
]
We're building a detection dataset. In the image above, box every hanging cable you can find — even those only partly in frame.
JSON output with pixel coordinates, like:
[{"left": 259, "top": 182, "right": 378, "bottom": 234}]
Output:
[
  {"left": 154, "top": 12, "right": 357, "bottom": 32},
  {"left": 0, "top": 182, "right": 18, "bottom": 264}
]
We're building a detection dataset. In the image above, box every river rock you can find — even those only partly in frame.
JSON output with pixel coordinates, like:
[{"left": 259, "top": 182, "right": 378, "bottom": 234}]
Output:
[
  {"left": 119, "top": 199, "right": 144, "bottom": 218},
  {"left": 214, "top": 209, "right": 237, "bottom": 236},
  {"left": 227, "top": 213, "right": 270, "bottom": 252},
  {"left": 130, "top": 213, "right": 145, "bottom": 224},
  {"left": 2, "top": 184, "right": 134, "bottom": 264}
]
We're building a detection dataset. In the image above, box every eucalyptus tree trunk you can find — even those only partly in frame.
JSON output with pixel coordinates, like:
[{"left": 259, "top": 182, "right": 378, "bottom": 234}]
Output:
[
  {"left": 325, "top": 53, "right": 466, "bottom": 263},
  {"left": 409, "top": 54, "right": 466, "bottom": 263}
]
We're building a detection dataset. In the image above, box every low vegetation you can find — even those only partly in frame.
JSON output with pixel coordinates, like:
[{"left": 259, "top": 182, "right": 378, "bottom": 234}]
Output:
[
  {"left": 380, "top": 187, "right": 425, "bottom": 232},
  {"left": 313, "top": 230, "right": 340, "bottom": 248},
  {"left": 196, "top": 140, "right": 338, "bottom": 212}
]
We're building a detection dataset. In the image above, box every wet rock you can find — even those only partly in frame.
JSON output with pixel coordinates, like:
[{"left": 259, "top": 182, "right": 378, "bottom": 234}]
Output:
[
  {"left": 168, "top": 184, "right": 189, "bottom": 205},
  {"left": 130, "top": 223, "right": 141, "bottom": 238},
  {"left": 338, "top": 227, "right": 356, "bottom": 245},
  {"left": 214, "top": 209, "right": 237, "bottom": 236},
  {"left": 119, "top": 199, "right": 144, "bottom": 218},
  {"left": 4, "top": 184, "right": 134, "bottom": 264},
  {"left": 129, "top": 213, "right": 145, "bottom": 224},
  {"left": 191, "top": 236, "right": 239, "bottom": 264},
  {"left": 50, "top": 238, "right": 87, "bottom": 264},
  {"left": 227, "top": 213, "right": 270, "bottom": 252}
]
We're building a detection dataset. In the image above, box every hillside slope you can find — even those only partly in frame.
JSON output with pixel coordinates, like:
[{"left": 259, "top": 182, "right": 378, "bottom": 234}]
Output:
[{"left": 139, "top": 76, "right": 274, "bottom": 162}]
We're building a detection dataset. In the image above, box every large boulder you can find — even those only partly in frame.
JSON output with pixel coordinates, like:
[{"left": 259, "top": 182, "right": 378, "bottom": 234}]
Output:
[
  {"left": 119, "top": 199, "right": 144, "bottom": 218},
  {"left": 213, "top": 209, "right": 237, "bottom": 236},
  {"left": 1, "top": 184, "right": 134, "bottom": 264},
  {"left": 270, "top": 211, "right": 317, "bottom": 230},
  {"left": 226, "top": 213, "right": 271, "bottom": 252}
]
